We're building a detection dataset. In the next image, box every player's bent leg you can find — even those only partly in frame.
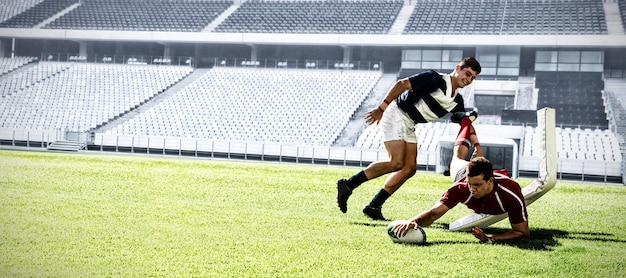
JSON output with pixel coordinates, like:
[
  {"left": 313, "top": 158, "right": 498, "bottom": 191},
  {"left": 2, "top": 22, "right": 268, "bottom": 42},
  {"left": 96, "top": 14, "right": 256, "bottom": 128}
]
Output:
[
  {"left": 362, "top": 140, "right": 407, "bottom": 179},
  {"left": 382, "top": 142, "right": 417, "bottom": 194},
  {"left": 337, "top": 140, "right": 406, "bottom": 214},
  {"left": 363, "top": 142, "right": 417, "bottom": 221},
  {"left": 450, "top": 117, "right": 473, "bottom": 181}
]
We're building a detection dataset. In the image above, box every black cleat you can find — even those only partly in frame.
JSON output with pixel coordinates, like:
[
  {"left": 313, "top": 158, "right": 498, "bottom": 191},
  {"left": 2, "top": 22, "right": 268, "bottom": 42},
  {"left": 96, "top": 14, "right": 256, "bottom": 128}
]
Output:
[
  {"left": 362, "top": 205, "right": 389, "bottom": 221},
  {"left": 451, "top": 109, "right": 478, "bottom": 123},
  {"left": 337, "top": 179, "right": 352, "bottom": 213}
]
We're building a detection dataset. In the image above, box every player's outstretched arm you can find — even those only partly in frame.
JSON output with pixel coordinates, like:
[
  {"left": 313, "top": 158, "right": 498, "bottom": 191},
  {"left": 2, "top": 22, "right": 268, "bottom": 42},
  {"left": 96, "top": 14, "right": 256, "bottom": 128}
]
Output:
[
  {"left": 391, "top": 202, "right": 449, "bottom": 238},
  {"left": 471, "top": 221, "right": 530, "bottom": 243},
  {"left": 412, "top": 202, "right": 450, "bottom": 228}
]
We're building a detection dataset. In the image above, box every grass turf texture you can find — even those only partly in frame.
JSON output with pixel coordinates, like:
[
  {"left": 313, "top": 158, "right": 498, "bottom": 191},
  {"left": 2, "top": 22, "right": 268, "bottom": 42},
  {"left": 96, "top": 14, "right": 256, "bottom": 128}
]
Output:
[{"left": 1, "top": 150, "right": 625, "bottom": 277}]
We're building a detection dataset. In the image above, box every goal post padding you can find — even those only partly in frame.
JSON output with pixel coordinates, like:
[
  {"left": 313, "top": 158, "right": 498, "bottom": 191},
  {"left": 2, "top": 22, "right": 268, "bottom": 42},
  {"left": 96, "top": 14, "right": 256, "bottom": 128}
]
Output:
[{"left": 448, "top": 107, "right": 557, "bottom": 232}]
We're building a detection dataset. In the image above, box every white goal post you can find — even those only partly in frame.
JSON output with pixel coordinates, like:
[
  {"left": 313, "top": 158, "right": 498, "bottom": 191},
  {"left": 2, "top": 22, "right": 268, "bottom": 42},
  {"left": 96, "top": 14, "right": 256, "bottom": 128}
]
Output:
[{"left": 448, "top": 107, "right": 557, "bottom": 232}]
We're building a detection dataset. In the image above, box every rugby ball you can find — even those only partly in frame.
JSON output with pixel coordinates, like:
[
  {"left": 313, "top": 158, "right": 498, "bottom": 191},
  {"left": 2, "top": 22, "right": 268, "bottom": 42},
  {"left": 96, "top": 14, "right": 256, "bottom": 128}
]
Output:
[{"left": 387, "top": 220, "right": 426, "bottom": 244}]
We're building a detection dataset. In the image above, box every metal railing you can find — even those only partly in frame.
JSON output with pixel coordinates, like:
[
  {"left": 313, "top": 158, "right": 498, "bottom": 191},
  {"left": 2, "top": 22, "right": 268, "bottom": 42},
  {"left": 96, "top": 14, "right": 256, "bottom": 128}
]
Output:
[{"left": 39, "top": 53, "right": 384, "bottom": 71}]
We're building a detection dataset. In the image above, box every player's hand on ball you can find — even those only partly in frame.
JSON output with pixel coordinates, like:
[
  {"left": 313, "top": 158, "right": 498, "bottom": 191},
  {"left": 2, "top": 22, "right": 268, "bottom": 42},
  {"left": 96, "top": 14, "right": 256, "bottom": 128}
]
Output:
[
  {"left": 471, "top": 226, "right": 489, "bottom": 243},
  {"left": 392, "top": 220, "right": 418, "bottom": 238}
]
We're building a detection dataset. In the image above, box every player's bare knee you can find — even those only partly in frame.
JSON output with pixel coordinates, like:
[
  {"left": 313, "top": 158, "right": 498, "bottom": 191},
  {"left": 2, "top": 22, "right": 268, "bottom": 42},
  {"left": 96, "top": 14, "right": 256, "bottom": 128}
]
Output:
[
  {"left": 388, "top": 160, "right": 405, "bottom": 172},
  {"left": 405, "top": 164, "right": 417, "bottom": 177}
]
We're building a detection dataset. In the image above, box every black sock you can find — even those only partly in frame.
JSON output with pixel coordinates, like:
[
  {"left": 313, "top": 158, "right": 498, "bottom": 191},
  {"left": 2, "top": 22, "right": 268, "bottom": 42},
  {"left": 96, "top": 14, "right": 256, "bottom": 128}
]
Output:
[
  {"left": 368, "top": 188, "right": 391, "bottom": 208},
  {"left": 346, "top": 170, "right": 368, "bottom": 190}
]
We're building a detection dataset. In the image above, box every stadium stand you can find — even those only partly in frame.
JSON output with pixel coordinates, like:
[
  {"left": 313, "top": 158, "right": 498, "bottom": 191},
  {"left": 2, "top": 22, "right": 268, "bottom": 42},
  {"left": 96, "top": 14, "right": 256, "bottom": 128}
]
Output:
[
  {"left": 0, "top": 56, "right": 38, "bottom": 77},
  {"left": 105, "top": 67, "right": 381, "bottom": 146},
  {"left": 501, "top": 110, "right": 537, "bottom": 125},
  {"left": 522, "top": 125, "right": 622, "bottom": 176},
  {"left": 524, "top": 126, "right": 622, "bottom": 162},
  {"left": 213, "top": 0, "right": 403, "bottom": 34},
  {"left": 43, "top": 0, "right": 233, "bottom": 32},
  {"left": 534, "top": 71, "right": 607, "bottom": 128},
  {"left": 0, "top": 62, "right": 192, "bottom": 132},
  {"left": 0, "top": 0, "right": 77, "bottom": 28},
  {"left": 0, "top": 0, "right": 43, "bottom": 23},
  {"left": 404, "top": 0, "right": 608, "bottom": 35},
  {"left": 0, "top": 59, "right": 69, "bottom": 98},
  {"left": 0, "top": 0, "right": 622, "bottom": 181}
]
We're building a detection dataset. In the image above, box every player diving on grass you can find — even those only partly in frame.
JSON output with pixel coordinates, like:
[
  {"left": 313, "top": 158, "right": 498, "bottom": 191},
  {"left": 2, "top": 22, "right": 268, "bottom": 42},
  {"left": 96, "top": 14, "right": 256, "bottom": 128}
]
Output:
[{"left": 391, "top": 115, "right": 530, "bottom": 243}]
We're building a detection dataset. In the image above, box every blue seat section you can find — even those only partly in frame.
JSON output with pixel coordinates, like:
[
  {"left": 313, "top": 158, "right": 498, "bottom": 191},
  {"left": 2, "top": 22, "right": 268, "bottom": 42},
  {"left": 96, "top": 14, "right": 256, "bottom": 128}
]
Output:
[
  {"left": 535, "top": 71, "right": 607, "bottom": 128},
  {"left": 404, "top": 0, "right": 607, "bottom": 35},
  {"left": 43, "top": 0, "right": 233, "bottom": 32},
  {"left": 214, "top": 0, "right": 403, "bottom": 34},
  {"left": 0, "top": 0, "right": 44, "bottom": 23},
  {"left": 0, "top": 0, "right": 77, "bottom": 28}
]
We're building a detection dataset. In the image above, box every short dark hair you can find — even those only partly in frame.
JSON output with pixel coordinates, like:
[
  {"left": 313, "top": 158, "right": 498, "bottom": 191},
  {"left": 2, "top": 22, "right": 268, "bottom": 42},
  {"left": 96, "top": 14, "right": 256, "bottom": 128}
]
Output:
[
  {"left": 459, "top": 57, "right": 481, "bottom": 75},
  {"left": 467, "top": 157, "right": 492, "bottom": 181}
]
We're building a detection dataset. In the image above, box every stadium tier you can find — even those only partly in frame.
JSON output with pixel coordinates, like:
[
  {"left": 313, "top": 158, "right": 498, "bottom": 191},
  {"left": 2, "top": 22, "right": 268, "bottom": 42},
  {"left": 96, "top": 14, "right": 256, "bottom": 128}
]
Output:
[
  {"left": 0, "top": 58, "right": 70, "bottom": 98},
  {"left": 0, "top": 0, "right": 44, "bottom": 23},
  {"left": 0, "top": 56, "right": 37, "bottom": 76},
  {"left": 535, "top": 71, "right": 607, "bottom": 128},
  {"left": 0, "top": 0, "right": 613, "bottom": 35},
  {"left": 104, "top": 67, "right": 381, "bottom": 146},
  {"left": 0, "top": 0, "right": 624, "bottom": 182},
  {"left": 43, "top": 0, "right": 233, "bottom": 32},
  {"left": 524, "top": 126, "right": 621, "bottom": 162},
  {"left": 0, "top": 58, "right": 623, "bottom": 180},
  {"left": 0, "top": 0, "right": 77, "bottom": 28},
  {"left": 404, "top": 0, "right": 608, "bottom": 35},
  {"left": 214, "top": 0, "right": 403, "bottom": 34},
  {"left": 0, "top": 62, "right": 192, "bottom": 132}
]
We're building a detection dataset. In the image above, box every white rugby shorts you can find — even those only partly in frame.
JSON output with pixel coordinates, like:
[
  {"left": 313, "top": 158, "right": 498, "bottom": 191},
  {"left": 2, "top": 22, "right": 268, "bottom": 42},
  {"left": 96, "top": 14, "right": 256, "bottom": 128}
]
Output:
[{"left": 378, "top": 101, "right": 417, "bottom": 144}]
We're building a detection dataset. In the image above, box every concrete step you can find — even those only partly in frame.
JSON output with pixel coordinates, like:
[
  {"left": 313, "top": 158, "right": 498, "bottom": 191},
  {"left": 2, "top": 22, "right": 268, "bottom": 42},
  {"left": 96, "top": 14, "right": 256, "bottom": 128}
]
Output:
[{"left": 47, "top": 140, "right": 85, "bottom": 151}]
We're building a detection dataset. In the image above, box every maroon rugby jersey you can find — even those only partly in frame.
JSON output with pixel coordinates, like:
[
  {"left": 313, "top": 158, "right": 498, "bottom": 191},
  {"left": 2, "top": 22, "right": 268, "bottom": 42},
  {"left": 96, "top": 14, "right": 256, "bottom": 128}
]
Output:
[{"left": 440, "top": 171, "right": 528, "bottom": 224}]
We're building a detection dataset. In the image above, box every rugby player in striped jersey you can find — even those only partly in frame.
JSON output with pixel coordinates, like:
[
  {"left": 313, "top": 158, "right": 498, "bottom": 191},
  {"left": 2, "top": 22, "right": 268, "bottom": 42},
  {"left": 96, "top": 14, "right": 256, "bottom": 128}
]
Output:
[{"left": 337, "top": 57, "right": 482, "bottom": 221}]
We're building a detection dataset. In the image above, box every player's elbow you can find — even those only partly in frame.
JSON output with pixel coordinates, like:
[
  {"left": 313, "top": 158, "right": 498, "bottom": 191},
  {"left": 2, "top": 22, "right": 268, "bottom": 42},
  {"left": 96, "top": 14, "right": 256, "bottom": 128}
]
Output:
[
  {"left": 512, "top": 221, "right": 530, "bottom": 238},
  {"left": 396, "top": 78, "right": 412, "bottom": 91},
  {"left": 521, "top": 229, "right": 530, "bottom": 238}
]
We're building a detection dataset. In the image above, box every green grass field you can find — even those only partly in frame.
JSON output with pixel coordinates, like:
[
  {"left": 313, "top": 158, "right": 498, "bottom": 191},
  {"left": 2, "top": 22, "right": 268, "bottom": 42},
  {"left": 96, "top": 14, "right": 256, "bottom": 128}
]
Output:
[{"left": 1, "top": 150, "right": 625, "bottom": 277}]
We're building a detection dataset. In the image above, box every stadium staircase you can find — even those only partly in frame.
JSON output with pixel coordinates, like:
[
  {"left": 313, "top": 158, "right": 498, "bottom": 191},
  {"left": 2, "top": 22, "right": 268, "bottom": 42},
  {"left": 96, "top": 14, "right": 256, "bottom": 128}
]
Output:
[
  {"left": 47, "top": 140, "right": 86, "bottom": 151},
  {"left": 603, "top": 78, "right": 626, "bottom": 183},
  {"left": 333, "top": 73, "right": 396, "bottom": 147},
  {"left": 388, "top": 1, "right": 414, "bottom": 35},
  {"left": 0, "top": 61, "right": 71, "bottom": 98},
  {"left": 94, "top": 68, "right": 210, "bottom": 133},
  {"left": 203, "top": 3, "right": 239, "bottom": 32},
  {"left": 34, "top": 2, "right": 80, "bottom": 29},
  {"left": 603, "top": 0, "right": 626, "bottom": 34},
  {"left": 0, "top": 57, "right": 38, "bottom": 77}
]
